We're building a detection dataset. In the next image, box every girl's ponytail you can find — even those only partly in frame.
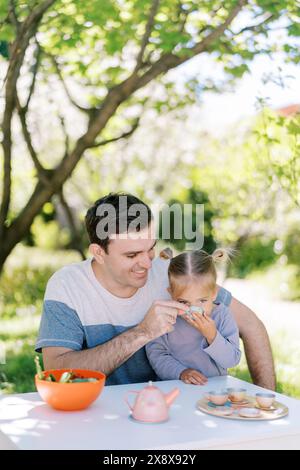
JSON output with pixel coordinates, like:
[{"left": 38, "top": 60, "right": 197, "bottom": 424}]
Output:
[
  {"left": 211, "top": 248, "right": 233, "bottom": 264},
  {"left": 167, "top": 247, "right": 235, "bottom": 294},
  {"left": 159, "top": 247, "right": 173, "bottom": 260}
]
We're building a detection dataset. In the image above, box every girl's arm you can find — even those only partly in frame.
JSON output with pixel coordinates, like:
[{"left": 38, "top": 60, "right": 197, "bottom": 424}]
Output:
[
  {"left": 203, "top": 307, "right": 241, "bottom": 369},
  {"left": 145, "top": 335, "right": 187, "bottom": 380}
]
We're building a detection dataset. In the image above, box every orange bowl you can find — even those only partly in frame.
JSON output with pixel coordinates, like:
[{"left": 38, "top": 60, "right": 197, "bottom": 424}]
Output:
[{"left": 35, "top": 368, "right": 106, "bottom": 411}]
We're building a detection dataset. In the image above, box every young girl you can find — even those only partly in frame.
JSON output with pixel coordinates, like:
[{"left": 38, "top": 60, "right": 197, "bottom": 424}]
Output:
[{"left": 145, "top": 248, "right": 241, "bottom": 385}]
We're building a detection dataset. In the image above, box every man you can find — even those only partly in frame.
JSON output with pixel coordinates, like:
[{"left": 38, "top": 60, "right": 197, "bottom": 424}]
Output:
[{"left": 36, "top": 193, "right": 275, "bottom": 389}]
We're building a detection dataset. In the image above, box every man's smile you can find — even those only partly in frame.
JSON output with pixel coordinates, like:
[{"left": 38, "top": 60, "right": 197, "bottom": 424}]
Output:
[{"left": 132, "top": 268, "right": 148, "bottom": 277}]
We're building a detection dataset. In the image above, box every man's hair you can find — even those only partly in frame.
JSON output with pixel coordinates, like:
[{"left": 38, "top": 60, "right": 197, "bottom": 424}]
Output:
[{"left": 85, "top": 192, "right": 153, "bottom": 252}]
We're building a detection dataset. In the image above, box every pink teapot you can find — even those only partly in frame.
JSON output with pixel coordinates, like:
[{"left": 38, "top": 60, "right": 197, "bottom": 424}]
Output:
[{"left": 125, "top": 381, "right": 180, "bottom": 423}]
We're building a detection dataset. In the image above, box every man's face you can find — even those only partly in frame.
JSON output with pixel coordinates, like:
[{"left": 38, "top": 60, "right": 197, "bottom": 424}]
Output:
[{"left": 101, "top": 224, "right": 156, "bottom": 290}]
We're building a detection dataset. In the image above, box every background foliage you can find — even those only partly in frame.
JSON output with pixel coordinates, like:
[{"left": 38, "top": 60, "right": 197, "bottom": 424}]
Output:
[{"left": 1, "top": 0, "right": 300, "bottom": 397}]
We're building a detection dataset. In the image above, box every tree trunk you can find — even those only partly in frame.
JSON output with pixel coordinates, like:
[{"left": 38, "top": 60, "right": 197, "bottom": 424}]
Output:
[
  {"left": 57, "top": 191, "right": 86, "bottom": 261},
  {"left": 0, "top": 180, "right": 61, "bottom": 275},
  {"left": 0, "top": 1, "right": 248, "bottom": 275},
  {"left": 0, "top": 245, "right": 9, "bottom": 276}
]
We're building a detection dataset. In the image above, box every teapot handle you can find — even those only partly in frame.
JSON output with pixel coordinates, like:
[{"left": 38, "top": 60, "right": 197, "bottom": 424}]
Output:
[{"left": 124, "top": 391, "right": 139, "bottom": 411}]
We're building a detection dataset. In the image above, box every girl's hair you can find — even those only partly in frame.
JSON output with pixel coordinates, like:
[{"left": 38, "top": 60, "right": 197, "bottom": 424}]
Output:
[{"left": 160, "top": 247, "right": 231, "bottom": 294}]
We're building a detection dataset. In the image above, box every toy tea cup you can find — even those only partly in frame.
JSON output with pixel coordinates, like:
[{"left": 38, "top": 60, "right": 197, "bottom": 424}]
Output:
[
  {"left": 255, "top": 392, "right": 276, "bottom": 409},
  {"left": 205, "top": 390, "right": 229, "bottom": 406},
  {"left": 227, "top": 387, "right": 247, "bottom": 403},
  {"left": 185, "top": 305, "right": 205, "bottom": 319}
]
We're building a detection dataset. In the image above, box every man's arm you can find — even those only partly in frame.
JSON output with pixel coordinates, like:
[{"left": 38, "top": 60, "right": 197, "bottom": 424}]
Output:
[
  {"left": 43, "top": 324, "right": 150, "bottom": 375},
  {"left": 43, "top": 300, "right": 187, "bottom": 377},
  {"left": 229, "top": 296, "right": 276, "bottom": 391}
]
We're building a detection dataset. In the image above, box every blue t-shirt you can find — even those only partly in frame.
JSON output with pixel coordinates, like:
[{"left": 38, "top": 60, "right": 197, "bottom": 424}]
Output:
[{"left": 35, "top": 257, "right": 232, "bottom": 385}]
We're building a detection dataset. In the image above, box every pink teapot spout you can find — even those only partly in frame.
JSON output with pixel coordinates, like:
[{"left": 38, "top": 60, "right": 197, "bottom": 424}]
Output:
[{"left": 165, "top": 388, "right": 180, "bottom": 407}]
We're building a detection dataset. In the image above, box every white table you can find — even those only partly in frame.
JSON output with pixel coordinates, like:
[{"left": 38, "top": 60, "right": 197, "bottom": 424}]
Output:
[{"left": 1, "top": 375, "right": 300, "bottom": 450}]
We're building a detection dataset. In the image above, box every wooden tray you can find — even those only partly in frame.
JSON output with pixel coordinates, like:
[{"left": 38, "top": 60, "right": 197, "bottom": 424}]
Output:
[{"left": 196, "top": 395, "right": 289, "bottom": 421}]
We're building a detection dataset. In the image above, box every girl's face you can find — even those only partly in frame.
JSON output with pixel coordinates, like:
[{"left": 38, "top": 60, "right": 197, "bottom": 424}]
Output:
[{"left": 169, "top": 277, "right": 217, "bottom": 316}]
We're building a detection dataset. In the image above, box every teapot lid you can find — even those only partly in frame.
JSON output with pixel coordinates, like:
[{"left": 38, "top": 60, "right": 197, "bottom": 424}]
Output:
[
  {"left": 145, "top": 381, "right": 157, "bottom": 389},
  {"left": 142, "top": 381, "right": 164, "bottom": 394}
]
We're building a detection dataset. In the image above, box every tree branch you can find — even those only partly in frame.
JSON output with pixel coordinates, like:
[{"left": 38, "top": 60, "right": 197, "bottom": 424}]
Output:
[
  {"left": 58, "top": 190, "right": 86, "bottom": 260},
  {"left": 12, "top": 0, "right": 247, "bottom": 202},
  {"left": 0, "top": 0, "right": 56, "bottom": 239},
  {"left": 134, "top": 0, "right": 248, "bottom": 91},
  {"left": 0, "top": 14, "right": 9, "bottom": 30},
  {"left": 134, "top": 0, "right": 160, "bottom": 72},
  {"left": 2, "top": 0, "right": 248, "bottom": 261},
  {"left": 24, "top": 40, "right": 41, "bottom": 112},
  {"left": 176, "top": 1, "right": 189, "bottom": 34},
  {"left": 58, "top": 113, "right": 70, "bottom": 159},
  {"left": 3, "top": 79, "right": 133, "bottom": 251},
  {"left": 88, "top": 117, "right": 140, "bottom": 148},
  {"left": 49, "top": 54, "right": 91, "bottom": 114},
  {"left": 192, "top": 0, "right": 249, "bottom": 54},
  {"left": 15, "top": 94, "right": 48, "bottom": 180},
  {"left": 8, "top": 0, "right": 20, "bottom": 31},
  {"left": 231, "top": 12, "right": 275, "bottom": 35},
  {"left": 20, "top": 0, "right": 56, "bottom": 33}
]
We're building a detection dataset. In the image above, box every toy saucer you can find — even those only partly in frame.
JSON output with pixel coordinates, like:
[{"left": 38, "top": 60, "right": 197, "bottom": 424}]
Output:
[
  {"left": 211, "top": 406, "right": 234, "bottom": 416},
  {"left": 255, "top": 404, "right": 276, "bottom": 411},
  {"left": 238, "top": 407, "right": 261, "bottom": 418},
  {"left": 129, "top": 414, "right": 169, "bottom": 424},
  {"left": 229, "top": 399, "right": 250, "bottom": 406},
  {"left": 207, "top": 400, "right": 232, "bottom": 408}
]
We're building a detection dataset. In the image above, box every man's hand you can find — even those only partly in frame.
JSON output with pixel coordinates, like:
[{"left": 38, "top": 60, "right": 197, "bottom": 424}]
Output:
[
  {"left": 184, "top": 312, "right": 217, "bottom": 344},
  {"left": 139, "top": 300, "right": 188, "bottom": 341},
  {"left": 180, "top": 368, "right": 208, "bottom": 385}
]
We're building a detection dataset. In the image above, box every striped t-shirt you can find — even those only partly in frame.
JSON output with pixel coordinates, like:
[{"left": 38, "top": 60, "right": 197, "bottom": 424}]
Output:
[{"left": 35, "top": 257, "right": 232, "bottom": 385}]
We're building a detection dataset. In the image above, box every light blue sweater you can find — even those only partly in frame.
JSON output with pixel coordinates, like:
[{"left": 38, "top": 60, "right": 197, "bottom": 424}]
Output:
[{"left": 146, "top": 303, "right": 241, "bottom": 380}]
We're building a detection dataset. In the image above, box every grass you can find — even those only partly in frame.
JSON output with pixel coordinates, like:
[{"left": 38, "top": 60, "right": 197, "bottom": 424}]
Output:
[
  {"left": 0, "top": 316, "right": 41, "bottom": 394},
  {"left": 1, "top": 343, "right": 37, "bottom": 394},
  {"left": 229, "top": 337, "right": 300, "bottom": 399},
  {"left": 0, "top": 245, "right": 79, "bottom": 394},
  {"left": 0, "top": 245, "right": 300, "bottom": 398},
  {"left": 249, "top": 261, "right": 300, "bottom": 301}
]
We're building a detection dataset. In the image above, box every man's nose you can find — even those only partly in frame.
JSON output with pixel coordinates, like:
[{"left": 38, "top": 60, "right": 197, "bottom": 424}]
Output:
[{"left": 139, "top": 253, "right": 152, "bottom": 269}]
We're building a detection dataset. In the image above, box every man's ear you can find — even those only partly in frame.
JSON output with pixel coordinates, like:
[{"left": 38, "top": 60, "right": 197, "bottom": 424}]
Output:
[{"left": 89, "top": 244, "right": 105, "bottom": 264}]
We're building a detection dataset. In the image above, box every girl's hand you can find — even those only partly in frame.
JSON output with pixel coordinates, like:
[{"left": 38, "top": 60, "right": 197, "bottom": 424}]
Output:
[
  {"left": 184, "top": 312, "right": 217, "bottom": 344},
  {"left": 180, "top": 368, "right": 208, "bottom": 385}
]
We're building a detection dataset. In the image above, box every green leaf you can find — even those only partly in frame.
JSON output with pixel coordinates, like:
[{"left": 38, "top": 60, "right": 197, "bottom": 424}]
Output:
[
  {"left": 288, "top": 23, "right": 300, "bottom": 37},
  {"left": 224, "top": 63, "right": 249, "bottom": 78},
  {"left": 287, "top": 120, "right": 300, "bottom": 135},
  {"left": 0, "top": 24, "right": 15, "bottom": 43},
  {"left": 0, "top": 41, "right": 9, "bottom": 58}
]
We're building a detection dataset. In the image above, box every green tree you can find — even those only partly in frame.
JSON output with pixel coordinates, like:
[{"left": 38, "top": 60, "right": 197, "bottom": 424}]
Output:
[
  {"left": 181, "top": 102, "right": 300, "bottom": 277},
  {"left": 159, "top": 188, "right": 217, "bottom": 252},
  {"left": 254, "top": 106, "right": 300, "bottom": 208},
  {"left": 0, "top": 0, "right": 299, "bottom": 273}
]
